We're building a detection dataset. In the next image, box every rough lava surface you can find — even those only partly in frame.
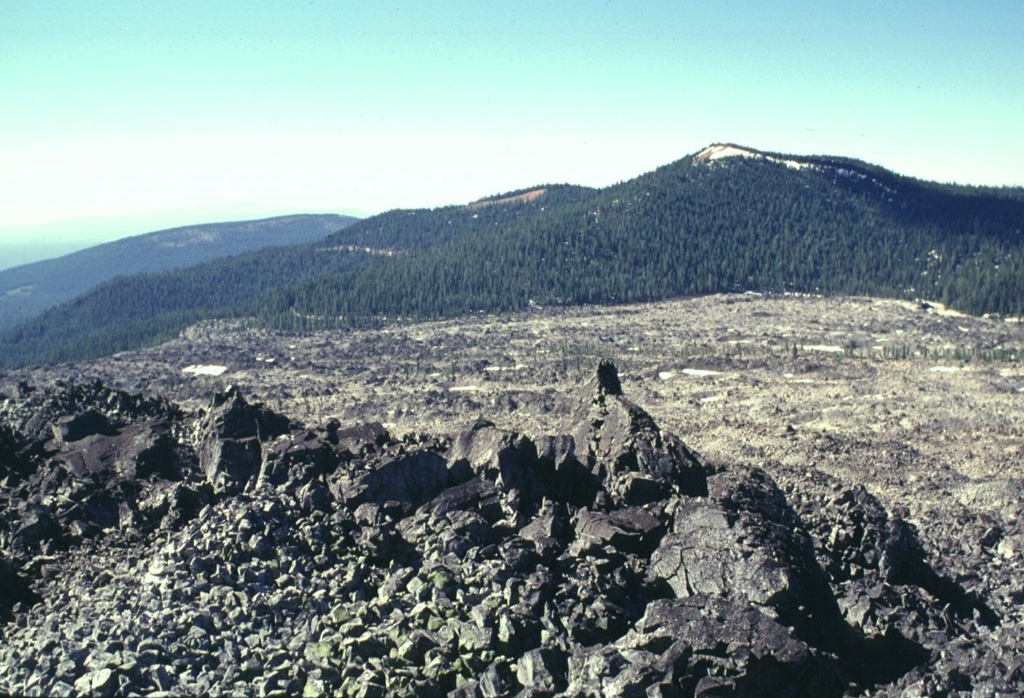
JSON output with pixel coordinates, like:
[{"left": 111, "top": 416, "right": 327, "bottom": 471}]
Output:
[{"left": 2, "top": 317, "right": 1023, "bottom": 698}]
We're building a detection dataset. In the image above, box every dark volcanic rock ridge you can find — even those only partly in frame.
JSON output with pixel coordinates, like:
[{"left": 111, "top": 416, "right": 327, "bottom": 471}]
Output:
[{"left": 0, "top": 363, "right": 1017, "bottom": 697}]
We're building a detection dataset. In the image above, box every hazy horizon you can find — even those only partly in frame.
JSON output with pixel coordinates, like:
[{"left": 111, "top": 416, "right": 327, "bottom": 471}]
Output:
[
  {"left": 0, "top": 239, "right": 103, "bottom": 272},
  {"left": 3, "top": 136, "right": 1024, "bottom": 271},
  {"left": 0, "top": 208, "right": 368, "bottom": 272},
  {"left": 3, "top": 1, "right": 1022, "bottom": 251}
]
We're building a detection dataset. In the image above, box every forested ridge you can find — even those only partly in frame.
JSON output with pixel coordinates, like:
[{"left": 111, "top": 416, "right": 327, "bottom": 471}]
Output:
[
  {"left": 253, "top": 148, "right": 1024, "bottom": 326},
  {"left": 0, "top": 214, "right": 358, "bottom": 332},
  {"left": 2, "top": 146, "right": 1022, "bottom": 367}
]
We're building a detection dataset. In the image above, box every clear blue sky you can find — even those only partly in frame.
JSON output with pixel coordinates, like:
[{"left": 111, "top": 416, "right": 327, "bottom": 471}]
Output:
[{"left": 2, "top": 0, "right": 1022, "bottom": 251}]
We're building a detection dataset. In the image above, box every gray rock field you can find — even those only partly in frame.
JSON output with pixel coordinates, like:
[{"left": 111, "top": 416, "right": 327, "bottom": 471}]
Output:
[{"left": 1, "top": 293, "right": 1022, "bottom": 697}]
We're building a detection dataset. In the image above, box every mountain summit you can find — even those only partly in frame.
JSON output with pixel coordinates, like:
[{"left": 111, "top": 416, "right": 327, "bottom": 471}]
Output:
[
  {"left": 694, "top": 142, "right": 764, "bottom": 161},
  {"left": 694, "top": 143, "right": 815, "bottom": 171}
]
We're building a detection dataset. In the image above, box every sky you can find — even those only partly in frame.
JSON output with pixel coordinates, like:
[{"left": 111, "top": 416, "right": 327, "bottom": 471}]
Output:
[{"left": 1, "top": 1, "right": 1023, "bottom": 264}]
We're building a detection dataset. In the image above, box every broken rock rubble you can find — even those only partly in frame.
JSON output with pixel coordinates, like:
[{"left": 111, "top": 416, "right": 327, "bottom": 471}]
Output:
[{"left": 0, "top": 361, "right": 1017, "bottom": 697}]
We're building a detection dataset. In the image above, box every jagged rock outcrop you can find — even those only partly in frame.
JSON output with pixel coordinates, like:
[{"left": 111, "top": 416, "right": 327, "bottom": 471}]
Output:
[
  {"left": 197, "top": 386, "right": 292, "bottom": 493},
  {"left": 0, "top": 364, "right": 1017, "bottom": 697},
  {"left": 570, "top": 359, "right": 708, "bottom": 506}
]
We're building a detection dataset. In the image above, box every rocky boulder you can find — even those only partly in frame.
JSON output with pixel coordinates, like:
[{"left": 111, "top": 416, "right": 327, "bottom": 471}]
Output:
[
  {"left": 0, "top": 422, "right": 33, "bottom": 484},
  {"left": 568, "top": 596, "right": 846, "bottom": 698},
  {"left": 0, "top": 555, "right": 41, "bottom": 623},
  {"left": 201, "top": 385, "right": 292, "bottom": 441},
  {"left": 569, "top": 359, "right": 709, "bottom": 506},
  {"left": 9, "top": 510, "right": 64, "bottom": 558},
  {"left": 330, "top": 420, "right": 390, "bottom": 458},
  {"left": 197, "top": 386, "right": 291, "bottom": 493},
  {"left": 50, "top": 419, "right": 180, "bottom": 481},
  {"left": 571, "top": 506, "right": 664, "bottom": 556},
  {"left": 50, "top": 408, "right": 117, "bottom": 444},
  {"left": 257, "top": 428, "right": 341, "bottom": 490},
  {"left": 334, "top": 450, "right": 449, "bottom": 512},
  {"left": 651, "top": 466, "right": 844, "bottom": 650}
]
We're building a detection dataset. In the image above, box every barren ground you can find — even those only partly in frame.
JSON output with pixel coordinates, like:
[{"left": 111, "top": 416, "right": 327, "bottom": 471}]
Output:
[
  {"left": 7, "top": 293, "right": 1023, "bottom": 542},
  {"left": 5, "top": 293, "right": 1024, "bottom": 694}
]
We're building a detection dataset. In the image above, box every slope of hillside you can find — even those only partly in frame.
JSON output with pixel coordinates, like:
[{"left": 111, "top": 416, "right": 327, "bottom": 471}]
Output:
[
  {"left": 0, "top": 187, "right": 595, "bottom": 367},
  {"left": 1, "top": 145, "right": 1022, "bottom": 368},
  {"left": 0, "top": 214, "right": 358, "bottom": 331},
  {"left": 264, "top": 145, "right": 1024, "bottom": 324}
]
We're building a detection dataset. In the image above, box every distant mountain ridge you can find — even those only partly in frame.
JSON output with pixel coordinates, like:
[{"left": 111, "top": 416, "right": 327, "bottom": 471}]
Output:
[
  {"left": 1, "top": 145, "right": 1022, "bottom": 368},
  {"left": 0, "top": 214, "right": 358, "bottom": 331}
]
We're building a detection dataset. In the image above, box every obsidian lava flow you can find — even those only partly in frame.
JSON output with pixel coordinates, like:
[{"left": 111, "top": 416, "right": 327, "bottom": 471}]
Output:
[{"left": 0, "top": 362, "right": 1017, "bottom": 697}]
